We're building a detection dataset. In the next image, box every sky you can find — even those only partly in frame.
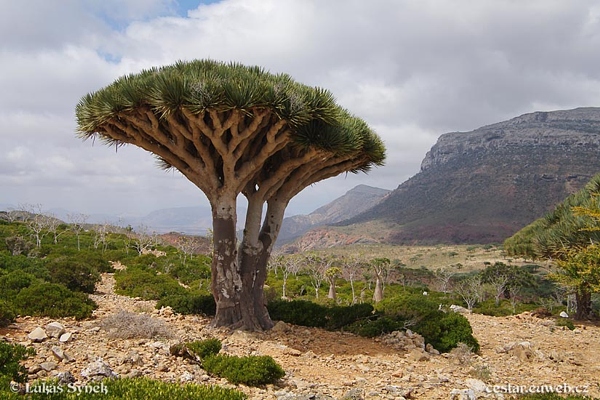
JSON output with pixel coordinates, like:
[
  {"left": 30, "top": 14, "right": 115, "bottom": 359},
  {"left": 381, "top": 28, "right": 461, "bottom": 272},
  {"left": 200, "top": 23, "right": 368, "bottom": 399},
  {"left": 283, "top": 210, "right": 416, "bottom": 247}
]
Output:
[{"left": 2, "top": 0, "right": 600, "bottom": 218}]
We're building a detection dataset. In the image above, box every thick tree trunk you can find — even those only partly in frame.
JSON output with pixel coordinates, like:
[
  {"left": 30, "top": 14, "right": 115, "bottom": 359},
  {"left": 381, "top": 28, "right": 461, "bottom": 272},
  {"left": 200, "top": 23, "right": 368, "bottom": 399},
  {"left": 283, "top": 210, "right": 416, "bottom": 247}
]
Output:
[
  {"left": 210, "top": 196, "right": 285, "bottom": 331},
  {"left": 574, "top": 289, "right": 592, "bottom": 320},
  {"left": 210, "top": 197, "right": 245, "bottom": 328},
  {"left": 373, "top": 277, "right": 383, "bottom": 303}
]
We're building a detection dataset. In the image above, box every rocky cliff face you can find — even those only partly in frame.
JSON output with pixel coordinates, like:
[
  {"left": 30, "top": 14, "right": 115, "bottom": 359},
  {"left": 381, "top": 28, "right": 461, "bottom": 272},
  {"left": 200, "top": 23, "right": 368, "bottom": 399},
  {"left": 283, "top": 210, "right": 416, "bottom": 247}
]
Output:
[
  {"left": 277, "top": 185, "right": 390, "bottom": 245},
  {"left": 341, "top": 107, "right": 600, "bottom": 244}
]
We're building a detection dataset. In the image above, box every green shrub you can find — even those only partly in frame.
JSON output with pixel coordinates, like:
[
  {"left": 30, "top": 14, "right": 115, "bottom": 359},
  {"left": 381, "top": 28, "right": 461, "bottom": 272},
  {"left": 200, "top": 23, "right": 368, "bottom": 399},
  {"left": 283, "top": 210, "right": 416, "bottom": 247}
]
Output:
[
  {"left": 157, "top": 293, "right": 216, "bottom": 315},
  {"left": 0, "top": 270, "right": 37, "bottom": 298},
  {"left": 346, "top": 316, "right": 404, "bottom": 338},
  {"left": 414, "top": 311, "right": 480, "bottom": 353},
  {"left": 376, "top": 292, "right": 439, "bottom": 322},
  {"left": 203, "top": 354, "right": 285, "bottom": 386},
  {"left": 326, "top": 303, "right": 374, "bottom": 330},
  {"left": 185, "top": 338, "right": 222, "bottom": 360},
  {"left": 0, "top": 342, "right": 35, "bottom": 386},
  {"left": 3, "top": 377, "right": 247, "bottom": 400},
  {"left": 15, "top": 282, "right": 97, "bottom": 319},
  {"left": 47, "top": 257, "right": 101, "bottom": 293},
  {"left": 267, "top": 300, "right": 327, "bottom": 327},
  {"left": 0, "top": 254, "right": 50, "bottom": 281},
  {"left": 114, "top": 267, "right": 187, "bottom": 300},
  {"left": 555, "top": 318, "right": 575, "bottom": 330},
  {"left": 0, "top": 299, "right": 16, "bottom": 327}
]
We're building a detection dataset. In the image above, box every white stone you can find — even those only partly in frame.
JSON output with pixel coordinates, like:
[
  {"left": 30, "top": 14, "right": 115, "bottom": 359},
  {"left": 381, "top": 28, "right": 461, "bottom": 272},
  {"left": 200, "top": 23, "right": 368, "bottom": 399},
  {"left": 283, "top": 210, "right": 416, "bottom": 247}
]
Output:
[
  {"left": 45, "top": 322, "right": 65, "bottom": 338},
  {"left": 28, "top": 327, "right": 47, "bottom": 342},
  {"left": 59, "top": 332, "right": 73, "bottom": 343},
  {"left": 559, "top": 311, "right": 569, "bottom": 318}
]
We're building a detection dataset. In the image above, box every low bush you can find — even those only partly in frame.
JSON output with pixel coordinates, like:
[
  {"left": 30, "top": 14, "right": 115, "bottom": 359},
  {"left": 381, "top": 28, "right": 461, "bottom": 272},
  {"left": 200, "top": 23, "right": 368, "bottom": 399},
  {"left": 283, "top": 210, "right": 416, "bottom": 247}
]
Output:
[
  {"left": 555, "top": 318, "right": 575, "bottom": 330},
  {"left": 1, "top": 377, "right": 247, "bottom": 400},
  {"left": 346, "top": 316, "right": 404, "bottom": 338},
  {"left": 15, "top": 282, "right": 96, "bottom": 319},
  {"left": 47, "top": 257, "right": 101, "bottom": 293},
  {"left": 326, "top": 303, "right": 374, "bottom": 330},
  {"left": 114, "top": 267, "right": 187, "bottom": 300},
  {"left": 267, "top": 300, "right": 328, "bottom": 327},
  {"left": 0, "top": 299, "right": 16, "bottom": 327},
  {"left": 202, "top": 354, "right": 285, "bottom": 386},
  {"left": 100, "top": 311, "right": 174, "bottom": 339},
  {"left": 414, "top": 311, "right": 480, "bottom": 353},
  {"left": 0, "top": 342, "right": 35, "bottom": 388},
  {"left": 0, "top": 269, "right": 37, "bottom": 298},
  {"left": 157, "top": 293, "right": 216, "bottom": 316},
  {"left": 186, "top": 338, "right": 222, "bottom": 360}
]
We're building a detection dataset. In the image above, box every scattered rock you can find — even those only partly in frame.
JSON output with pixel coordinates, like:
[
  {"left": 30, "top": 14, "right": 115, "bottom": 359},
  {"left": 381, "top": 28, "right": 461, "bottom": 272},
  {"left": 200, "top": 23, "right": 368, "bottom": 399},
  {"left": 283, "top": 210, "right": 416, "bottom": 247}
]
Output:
[
  {"left": 559, "top": 311, "right": 569, "bottom": 318},
  {"left": 28, "top": 327, "right": 47, "bottom": 342},
  {"left": 81, "top": 358, "right": 118, "bottom": 381},
  {"left": 59, "top": 332, "right": 73, "bottom": 343},
  {"left": 56, "top": 371, "right": 76, "bottom": 385},
  {"left": 426, "top": 343, "right": 440, "bottom": 355},
  {"left": 407, "top": 349, "right": 430, "bottom": 362},
  {"left": 450, "top": 305, "right": 472, "bottom": 314},
  {"left": 272, "top": 320, "right": 291, "bottom": 333},
  {"left": 40, "top": 361, "right": 58, "bottom": 372},
  {"left": 45, "top": 322, "right": 66, "bottom": 338},
  {"left": 51, "top": 346, "right": 66, "bottom": 361}
]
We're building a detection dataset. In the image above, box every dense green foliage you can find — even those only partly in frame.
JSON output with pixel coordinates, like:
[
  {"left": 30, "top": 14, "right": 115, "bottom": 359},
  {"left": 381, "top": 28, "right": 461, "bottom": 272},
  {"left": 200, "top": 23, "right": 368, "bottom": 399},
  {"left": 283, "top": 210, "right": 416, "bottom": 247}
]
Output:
[
  {"left": 505, "top": 174, "right": 600, "bottom": 319},
  {"left": 0, "top": 299, "right": 16, "bottom": 327},
  {"left": 76, "top": 59, "right": 385, "bottom": 170},
  {"left": 170, "top": 338, "right": 284, "bottom": 387},
  {"left": 15, "top": 282, "right": 97, "bottom": 320},
  {"left": 505, "top": 174, "right": 600, "bottom": 259},
  {"left": 114, "top": 266, "right": 188, "bottom": 300},
  {"left": 157, "top": 293, "right": 216, "bottom": 315},
  {"left": 267, "top": 300, "right": 374, "bottom": 330},
  {"left": 46, "top": 257, "right": 101, "bottom": 293},
  {"left": 0, "top": 342, "right": 35, "bottom": 388},
  {"left": 0, "top": 377, "right": 247, "bottom": 400},
  {"left": 185, "top": 339, "right": 222, "bottom": 360},
  {"left": 202, "top": 354, "right": 285, "bottom": 386}
]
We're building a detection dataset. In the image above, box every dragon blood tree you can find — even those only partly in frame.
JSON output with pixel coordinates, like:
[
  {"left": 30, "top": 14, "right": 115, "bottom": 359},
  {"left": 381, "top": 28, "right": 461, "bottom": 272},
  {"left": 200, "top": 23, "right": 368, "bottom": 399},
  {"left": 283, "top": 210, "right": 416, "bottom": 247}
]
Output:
[{"left": 76, "top": 60, "right": 385, "bottom": 331}]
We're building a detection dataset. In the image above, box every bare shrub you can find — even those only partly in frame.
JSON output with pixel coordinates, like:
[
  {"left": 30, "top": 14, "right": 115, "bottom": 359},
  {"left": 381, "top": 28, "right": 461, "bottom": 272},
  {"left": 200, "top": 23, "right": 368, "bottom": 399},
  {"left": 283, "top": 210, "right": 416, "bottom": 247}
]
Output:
[
  {"left": 100, "top": 311, "right": 174, "bottom": 339},
  {"left": 449, "top": 342, "right": 474, "bottom": 365}
]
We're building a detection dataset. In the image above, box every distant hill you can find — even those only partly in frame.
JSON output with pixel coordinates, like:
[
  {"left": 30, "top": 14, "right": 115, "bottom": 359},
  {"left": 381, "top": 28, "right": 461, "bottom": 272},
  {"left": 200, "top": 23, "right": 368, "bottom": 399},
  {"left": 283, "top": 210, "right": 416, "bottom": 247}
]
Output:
[
  {"left": 276, "top": 185, "right": 390, "bottom": 245},
  {"left": 42, "top": 206, "right": 245, "bottom": 235},
  {"left": 335, "top": 107, "right": 600, "bottom": 244}
]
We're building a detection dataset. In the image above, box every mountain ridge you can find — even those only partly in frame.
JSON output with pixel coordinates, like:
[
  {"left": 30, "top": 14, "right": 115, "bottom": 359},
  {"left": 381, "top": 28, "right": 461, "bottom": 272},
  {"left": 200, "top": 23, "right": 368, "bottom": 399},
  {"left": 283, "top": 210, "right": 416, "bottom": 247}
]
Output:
[{"left": 330, "top": 107, "right": 600, "bottom": 245}]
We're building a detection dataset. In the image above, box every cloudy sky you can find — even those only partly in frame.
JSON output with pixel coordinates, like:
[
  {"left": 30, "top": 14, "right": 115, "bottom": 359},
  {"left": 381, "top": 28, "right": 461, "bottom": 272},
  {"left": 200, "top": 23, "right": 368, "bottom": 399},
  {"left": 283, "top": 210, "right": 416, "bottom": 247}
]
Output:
[{"left": 2, "top": 0, "right": 600, "bottom": 218}]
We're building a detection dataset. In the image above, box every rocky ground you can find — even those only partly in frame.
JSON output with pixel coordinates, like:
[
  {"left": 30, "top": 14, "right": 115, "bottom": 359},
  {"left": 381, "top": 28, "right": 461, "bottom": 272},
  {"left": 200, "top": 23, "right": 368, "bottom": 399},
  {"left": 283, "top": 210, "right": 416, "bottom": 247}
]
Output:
[{"left": 2, "top": 273, "right": 599, "bottom": 399}]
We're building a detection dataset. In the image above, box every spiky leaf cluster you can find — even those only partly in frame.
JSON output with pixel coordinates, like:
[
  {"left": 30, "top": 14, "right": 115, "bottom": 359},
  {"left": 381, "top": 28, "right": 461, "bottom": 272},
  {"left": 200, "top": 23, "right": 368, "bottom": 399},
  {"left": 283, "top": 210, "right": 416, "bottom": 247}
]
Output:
[
  {"left": 76, "top": 59, "right": 385, "bottom": 170},
  {"left": 505, "top": 173, "right": 600, "bottom": 259}
]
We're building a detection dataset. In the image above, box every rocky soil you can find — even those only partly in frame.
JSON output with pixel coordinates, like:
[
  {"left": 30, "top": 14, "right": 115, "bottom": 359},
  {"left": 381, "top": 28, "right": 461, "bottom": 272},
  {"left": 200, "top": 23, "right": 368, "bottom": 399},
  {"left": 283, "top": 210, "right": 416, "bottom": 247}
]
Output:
[{"left": 2, "top": 273, "right": 599, "bottom": 399}]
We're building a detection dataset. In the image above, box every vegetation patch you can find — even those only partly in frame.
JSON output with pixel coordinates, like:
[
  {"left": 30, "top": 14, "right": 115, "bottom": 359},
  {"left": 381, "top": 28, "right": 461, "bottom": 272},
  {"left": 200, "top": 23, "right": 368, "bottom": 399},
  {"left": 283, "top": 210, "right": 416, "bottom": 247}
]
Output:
[
  {"left": 157, "top": 293, "right": 216, "bottom": 316},
  {"left": 0, "top": 342, "right": 35, "bottom": 389},
  {"left": 202, "top": 354, "right": 285, "bottom": 386},
  {"left": 15, "top": 282, "right": 96, "bottom": 320},
  {"left": 1, "top": 377, "right": 247, "bottom": 400}
]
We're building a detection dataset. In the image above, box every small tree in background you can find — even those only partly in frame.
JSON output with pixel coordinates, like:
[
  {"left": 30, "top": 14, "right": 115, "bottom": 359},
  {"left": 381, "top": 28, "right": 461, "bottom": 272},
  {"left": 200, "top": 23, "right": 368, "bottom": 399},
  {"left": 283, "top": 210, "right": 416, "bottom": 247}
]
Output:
[
  {"left": 371, "top": 257, "right": 391, "bottom": 303},
  {"left": 325, "top": 265, "right": 342, "bottom": 301},
  {"left": 76, "top": 60, "right": 385, "bottom": 330},
  {"left": 67, "top": 213, "right": 88, "bottom": 251}
]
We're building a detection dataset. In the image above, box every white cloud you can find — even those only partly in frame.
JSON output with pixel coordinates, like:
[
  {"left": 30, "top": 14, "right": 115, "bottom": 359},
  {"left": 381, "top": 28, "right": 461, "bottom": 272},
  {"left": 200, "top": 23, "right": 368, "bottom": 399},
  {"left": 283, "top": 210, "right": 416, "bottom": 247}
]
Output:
[{"left": 2, "top": 0, "right": 600, "bottom": 220}]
